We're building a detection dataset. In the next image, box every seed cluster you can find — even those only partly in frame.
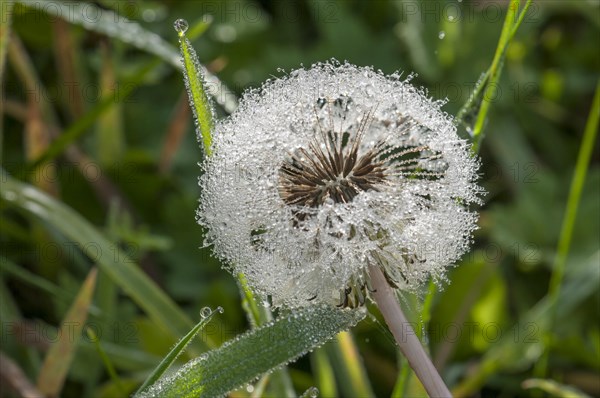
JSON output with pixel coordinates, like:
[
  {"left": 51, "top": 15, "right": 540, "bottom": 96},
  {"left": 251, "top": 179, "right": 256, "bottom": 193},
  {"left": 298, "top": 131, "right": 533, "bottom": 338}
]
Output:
[
  {"left": 198, "top": 62, "right": 482, "bottom": 308},
  {"left": 279, "top": 132, "right": 387, "bottom": 208}
]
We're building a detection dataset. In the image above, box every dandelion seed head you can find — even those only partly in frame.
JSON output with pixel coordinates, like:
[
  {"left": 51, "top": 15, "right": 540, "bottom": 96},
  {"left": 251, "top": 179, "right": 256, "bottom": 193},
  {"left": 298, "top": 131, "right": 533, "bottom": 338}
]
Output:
[{"left": 198, "top": 61, "right": 482, "bottom": 308}]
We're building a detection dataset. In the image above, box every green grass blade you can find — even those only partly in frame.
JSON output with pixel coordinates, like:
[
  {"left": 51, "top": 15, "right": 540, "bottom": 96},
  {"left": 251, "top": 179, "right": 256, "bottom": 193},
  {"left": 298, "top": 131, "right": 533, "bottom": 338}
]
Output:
[
  {"left": 186, "top": 16, "right": 214, "bottom": 41},
  {"left": 453, "top": 251, "right": 600, "bottom": 396},
  {"left": 0, "top": 1, "right": 13, "bottom": 81},
  {"left": 311, "top": 347, "right": 337, "bottom": 398},
  {"left": 0, "top": 0, "right": 14, "bottom": 163},
  {"left": 0, "top": 256, "right": 69, "bottom": 300},
  {"left": 326, "top": 331, "right": 375, "bottom": 398},
  {"left": 17, "top": 0, "right": 176, "bottom": 63},
  {"left": 238, "top": 272, "right": 297, "bottom": 397},
  {"left": 457, "top": 0, "right": 532, "bottom": 150},
  {"left": 522, "top": 378, "right": 592, "bottom": 398},
  {"left": 138, "top": 305, "right": 366, "bottom": 398},
  {"left": 238, "top": 272, "right": 264, "bottom": 327},
  {"left": 15, "top": 0, "right": 236, "bottom": 113},
  {"left": 87, "top": 327, "right": 126, "bottom": 396},
  {"left": 548, "top": 81, "right": 600, "bottom": 311},
  {"left": 0, "top": 174, "right": 213, "bottom": 352},
  {"left": 96, "top": 43, "right": 125, "bottom": 166},
  {"left": 174, "top": 19, "right": 214, "bottom": 156},
  {"left": 135, "top": 307, "right": 222, "bottom": 395},
  {"left": 299, "top": 386, "right": 320, "bottom": 398},
  {"left": 36, "top": 268, "right": 97, "bottom": 397},
  {"left": 472, "top": 0, "right": 533, "bottom": 142},
  {"left": 391, "top": 356, "right": 410, "bottom": 398},
  {"left": 22, "top": 59, "right": 158, "bottom": 175},
  {"left": 537, "top": 81, "right": 600, "bottom": 375}
]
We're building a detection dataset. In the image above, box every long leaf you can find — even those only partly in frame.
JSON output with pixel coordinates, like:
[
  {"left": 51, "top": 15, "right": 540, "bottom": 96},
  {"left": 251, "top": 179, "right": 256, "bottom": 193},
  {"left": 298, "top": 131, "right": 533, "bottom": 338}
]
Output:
[
  {"left": 175, "top": 19, "right": 214, "bottom": 156},
  {"left": 36, "top": 268, "right": 97, "bottom": 396},
  {"left": 0, "top": 1, "right": 13, "bottom": 81},
  {"left": 456, "top": 0, "right": 533, "bottom": 150},
  {"left": 537, "top": 80, "right": 600, "bottom": 375},
  {"left": 0, "top": 0, "right": 14, "bottom": 163},
  {"left": 87, "top": 327, "right": 126, "bottom": 396},
  {"left": 310, "top": 348, "right": 337, "bottom": 398},
  {"left": 138, "top": 305, "right": 366, "bottom": 398},
  {"left": 522, "top": 378, "right": 592, "bottom": 398},
  {"left": 22, "top": 59, "right": 158, "bottom": 175},
  {"left": 0, "top": 174, "right": 213, "bottom": 352},
  {"left": 135, "top": 307, "right": 222, "bottom": 395},
  {"left": 452, "top": 250, "right": 600, "bottom": 396},
  {"left": 16, "top": 0, "right": 237, "bottom": 113},
  {"left": 326, "top": 332, "right": 375, "bottom": 398}
]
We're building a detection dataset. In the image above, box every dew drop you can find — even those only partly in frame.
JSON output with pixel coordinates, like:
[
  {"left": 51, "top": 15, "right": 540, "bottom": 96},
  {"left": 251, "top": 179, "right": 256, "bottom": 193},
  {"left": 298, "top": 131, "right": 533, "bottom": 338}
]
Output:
[
  {"left": 216, "top": 306, "right": 224, "bottom": 314},
  {"left": 438, "top": 31, "right": 446, "bottom": 39},
  {"left": 174, "top": 18, "right": 189, "bottom": 35},
  {"left": 308, "top": 386, "right": 319, "bottom": 398},
  {"left": 200, "top": 306, "right": 212, "bottom": 318}
]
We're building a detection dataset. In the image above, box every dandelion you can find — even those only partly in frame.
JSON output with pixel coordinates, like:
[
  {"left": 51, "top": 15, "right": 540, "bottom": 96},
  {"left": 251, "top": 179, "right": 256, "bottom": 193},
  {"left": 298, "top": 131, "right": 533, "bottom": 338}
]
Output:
[
  {"left": 198, "top": 61, "right": 480, "bottom": 309},
  {"left": 198, "top": 61, "right": 481, "bottom": 397}
]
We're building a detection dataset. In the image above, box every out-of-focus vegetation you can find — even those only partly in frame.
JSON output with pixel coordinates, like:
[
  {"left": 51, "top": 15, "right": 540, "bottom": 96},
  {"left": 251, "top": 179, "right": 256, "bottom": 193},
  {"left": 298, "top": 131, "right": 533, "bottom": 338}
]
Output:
[{"left": 1, "top": 1, "right": 598, "bottom": 397}]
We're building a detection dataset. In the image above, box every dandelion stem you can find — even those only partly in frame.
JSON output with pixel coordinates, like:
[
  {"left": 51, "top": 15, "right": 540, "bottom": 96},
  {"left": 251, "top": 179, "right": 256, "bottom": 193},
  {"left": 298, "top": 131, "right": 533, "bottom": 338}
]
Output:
[{"left": 369, "top": 265, "right": 451, "bottom": 398}]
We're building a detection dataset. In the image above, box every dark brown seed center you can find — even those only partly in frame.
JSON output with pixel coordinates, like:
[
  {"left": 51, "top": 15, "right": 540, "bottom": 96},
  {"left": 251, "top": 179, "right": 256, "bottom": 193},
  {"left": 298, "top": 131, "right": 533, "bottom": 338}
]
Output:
[{"left": 279, "top": 131, "right": 387, "bottom": 208}]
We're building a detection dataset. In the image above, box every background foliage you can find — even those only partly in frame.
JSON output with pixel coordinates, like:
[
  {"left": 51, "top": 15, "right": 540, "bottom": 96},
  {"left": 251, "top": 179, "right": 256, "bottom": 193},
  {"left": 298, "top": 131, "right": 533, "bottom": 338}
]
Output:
[{"left": 1, "top": 0, "right": 598, "bottom": 397}]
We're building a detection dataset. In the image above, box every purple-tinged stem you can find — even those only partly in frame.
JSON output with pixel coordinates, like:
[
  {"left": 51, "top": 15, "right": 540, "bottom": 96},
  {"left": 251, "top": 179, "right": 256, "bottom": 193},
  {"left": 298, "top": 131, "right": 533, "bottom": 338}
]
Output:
[{"left": 369, "top": 265, "right": 452, "bottom": 398}]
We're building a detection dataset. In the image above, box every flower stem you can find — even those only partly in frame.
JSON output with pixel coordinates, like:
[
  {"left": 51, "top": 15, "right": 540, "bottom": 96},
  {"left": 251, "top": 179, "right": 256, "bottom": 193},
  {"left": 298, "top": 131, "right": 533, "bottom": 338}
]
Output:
[{"left": 369, "top": 265, "right": 451, "bottom": 397}]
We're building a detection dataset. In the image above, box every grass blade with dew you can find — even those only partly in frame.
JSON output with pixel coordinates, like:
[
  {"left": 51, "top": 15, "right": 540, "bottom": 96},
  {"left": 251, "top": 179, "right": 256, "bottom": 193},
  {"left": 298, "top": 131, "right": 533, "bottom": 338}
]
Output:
[
  {"left": 175, "top": 18, "right": 296, "bottom": 396},
  {"left": 15, "top": 0, "right": 236, "bottom": 113},
  {"left": 299, "top": 387, "right": 320, "bottom": 398},
  {"left": 137, "top": 305, "right": 365, "bottom": 398},
  {"left": 174, "top": 19, "right": 214, "bottom": 156},
  {"left": 456, "top": 0, "right": 533, "bottom": 149},
  {"left": 135, "top": 306, "right": 223, "bottom": 395}
]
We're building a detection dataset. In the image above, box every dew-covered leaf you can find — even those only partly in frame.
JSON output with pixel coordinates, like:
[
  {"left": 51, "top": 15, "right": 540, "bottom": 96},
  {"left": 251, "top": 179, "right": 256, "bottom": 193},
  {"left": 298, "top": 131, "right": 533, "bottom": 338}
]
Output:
[
  {"left": 174, "top": 19, "right": 214, "bottom": 156},
  {"left": 15, "top": 0, "right": 237, "bottom": 113},
  {"left": 135, "top": 307, "right": 222, "bottom": 395},
  {"left": 138, "top": 305, "right": 365, "bottom": 398}
]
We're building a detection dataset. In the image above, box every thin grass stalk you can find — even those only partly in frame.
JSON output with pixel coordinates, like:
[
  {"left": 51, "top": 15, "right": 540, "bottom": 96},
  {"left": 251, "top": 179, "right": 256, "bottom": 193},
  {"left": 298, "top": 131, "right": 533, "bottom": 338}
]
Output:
[
  {"left": 536, "top": 81, "right": 600, "bottom": 376},
  {"left": 457, "top": 0, "right": 532, "bottom": 151},
  {"left": 0, "top": 0, "right": 15, "bottom": 164}
]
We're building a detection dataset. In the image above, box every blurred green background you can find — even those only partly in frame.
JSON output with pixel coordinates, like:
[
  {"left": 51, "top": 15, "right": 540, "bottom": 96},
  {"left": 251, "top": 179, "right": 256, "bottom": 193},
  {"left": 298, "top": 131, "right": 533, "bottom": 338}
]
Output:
[{"left": 1, "top": 0, "right": 599, "bottom": 397}]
